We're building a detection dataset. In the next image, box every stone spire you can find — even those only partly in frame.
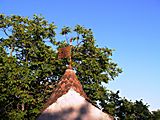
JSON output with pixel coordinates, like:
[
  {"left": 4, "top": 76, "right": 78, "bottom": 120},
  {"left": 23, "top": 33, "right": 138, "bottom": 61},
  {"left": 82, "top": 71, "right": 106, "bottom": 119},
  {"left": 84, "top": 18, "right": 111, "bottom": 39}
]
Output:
[{"left": 37, "top": 39, "right": 113, "bottom": 120}]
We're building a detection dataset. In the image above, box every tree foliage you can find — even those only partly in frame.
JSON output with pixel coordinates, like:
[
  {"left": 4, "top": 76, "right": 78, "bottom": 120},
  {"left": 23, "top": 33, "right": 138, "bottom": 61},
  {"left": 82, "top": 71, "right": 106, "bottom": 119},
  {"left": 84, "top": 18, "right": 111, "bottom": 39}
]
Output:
[
  {"left": 0, "top": 14, "right": 159, "bottom": 120},
  {"left": 0, "top": 14, "right": 122, "bottom": 119},
  {"left": 152, "top": 109, "right": 160, "bottom": 120},
  {"left": 101, "top": 90, "right": 160, "bottom": 120},
  {"left": 0, "top": 14, "right": 57, "bottom": 119}
]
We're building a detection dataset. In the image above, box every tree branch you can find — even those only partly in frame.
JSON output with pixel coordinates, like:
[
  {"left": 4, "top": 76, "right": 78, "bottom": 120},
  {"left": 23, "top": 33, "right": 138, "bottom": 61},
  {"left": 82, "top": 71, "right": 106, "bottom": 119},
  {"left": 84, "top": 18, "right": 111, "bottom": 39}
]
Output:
[
  {"left": 9, "top": 45, "right": 14, "bottom": 57},
  {"left": 2, "top": 28, "right": 9, "bottom": 37}
]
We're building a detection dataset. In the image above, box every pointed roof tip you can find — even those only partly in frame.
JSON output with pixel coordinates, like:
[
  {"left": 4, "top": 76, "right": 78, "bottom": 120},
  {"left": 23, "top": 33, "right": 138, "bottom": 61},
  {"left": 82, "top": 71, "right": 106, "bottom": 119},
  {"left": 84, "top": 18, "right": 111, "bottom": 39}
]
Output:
[
  {"left": 67, "top": 64, "right": 72, "bottom": 70},
  {"left": 60, "top": 68, "right": 88, "bottom": 98},
  {"left": 41, "top": 68, "right": 88, "bottom": 111},
  {"left": 39, "top": 69, "right": 114, "bottom": 120}
]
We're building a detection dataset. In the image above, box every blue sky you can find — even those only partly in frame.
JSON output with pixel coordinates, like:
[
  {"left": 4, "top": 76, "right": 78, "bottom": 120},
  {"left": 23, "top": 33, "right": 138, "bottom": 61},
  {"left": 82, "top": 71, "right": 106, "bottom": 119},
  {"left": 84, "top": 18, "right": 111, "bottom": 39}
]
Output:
[{"left": 1, "top": 0, "right": 160, "bottom": 111}]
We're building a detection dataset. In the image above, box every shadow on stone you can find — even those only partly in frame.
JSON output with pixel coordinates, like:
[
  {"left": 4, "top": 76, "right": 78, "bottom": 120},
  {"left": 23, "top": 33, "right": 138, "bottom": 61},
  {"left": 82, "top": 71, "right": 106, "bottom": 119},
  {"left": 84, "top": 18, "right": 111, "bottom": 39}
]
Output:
[{"left": 37, "top": 103, "right": 89, "bottom": 120}]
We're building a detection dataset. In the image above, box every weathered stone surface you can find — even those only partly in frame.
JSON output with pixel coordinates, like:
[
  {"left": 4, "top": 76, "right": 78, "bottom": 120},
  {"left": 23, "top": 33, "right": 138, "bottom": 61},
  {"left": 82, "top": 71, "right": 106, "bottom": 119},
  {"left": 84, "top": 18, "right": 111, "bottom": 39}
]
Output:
[
  {"left": 38, "top": 69, "right": 113, "bottom": 120},
  {"left": 38, "top": 89, "right": 113, "bottom": 120},
  {"left": 42, "top": 69, "right": 88, "bottom": 111}
]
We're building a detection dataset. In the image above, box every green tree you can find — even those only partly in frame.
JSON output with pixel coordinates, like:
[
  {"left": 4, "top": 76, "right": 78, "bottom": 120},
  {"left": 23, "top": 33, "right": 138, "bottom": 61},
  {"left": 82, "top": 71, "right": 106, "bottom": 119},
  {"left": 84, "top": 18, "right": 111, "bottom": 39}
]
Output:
[
  {"left": 0, "top": 14, "right": 58, "bottom": 119},
  {"left": 152, "top": 109, "right": 160, "bottom": 120},
  {"left": 0, "top": 14, "right": 122, "bottom": 119},
  {"left": 132, "top": 100, "right": 152, "bottom": 120},
  {"left": 101, "top": 90, "right": 152, "bottom": 120}
]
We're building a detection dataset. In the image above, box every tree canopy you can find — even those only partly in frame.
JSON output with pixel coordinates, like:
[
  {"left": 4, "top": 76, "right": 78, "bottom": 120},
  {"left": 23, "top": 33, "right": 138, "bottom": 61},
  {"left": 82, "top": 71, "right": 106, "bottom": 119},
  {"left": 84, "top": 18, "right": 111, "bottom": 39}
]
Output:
[
  {"left": 0, "top": 14, "right": 159, "bottom": 119},
  {"left": 0, "top": 14, "right": 122, "bottom": 119}
]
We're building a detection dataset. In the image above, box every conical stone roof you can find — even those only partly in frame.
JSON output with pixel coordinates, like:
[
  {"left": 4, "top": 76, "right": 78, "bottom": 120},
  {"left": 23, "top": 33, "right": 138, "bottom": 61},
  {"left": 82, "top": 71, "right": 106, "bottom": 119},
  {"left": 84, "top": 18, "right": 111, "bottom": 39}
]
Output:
[
  {"left": 37, "top": 68, "right": 113, "bottom": 120},
  {"left": 42, "top": 68, "right": 88, "bottom": 111}
]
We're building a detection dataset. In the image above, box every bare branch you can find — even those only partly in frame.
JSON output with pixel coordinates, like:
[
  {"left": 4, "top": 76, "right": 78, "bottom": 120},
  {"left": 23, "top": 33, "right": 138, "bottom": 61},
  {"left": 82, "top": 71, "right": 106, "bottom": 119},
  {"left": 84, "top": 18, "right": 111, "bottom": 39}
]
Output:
[{"left": 2, "top": 28, "right": 9, "bottom": 37}]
